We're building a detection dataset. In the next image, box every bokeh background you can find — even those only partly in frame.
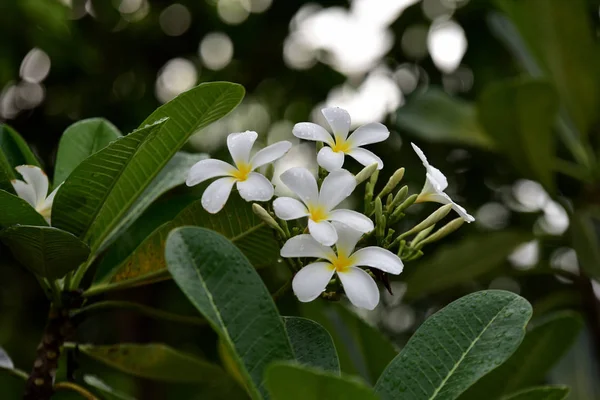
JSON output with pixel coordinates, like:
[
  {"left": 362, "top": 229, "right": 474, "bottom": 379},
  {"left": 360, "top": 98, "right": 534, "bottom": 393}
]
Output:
[{"left": 2, "top": 0, "right": 600, "bottom": 398}]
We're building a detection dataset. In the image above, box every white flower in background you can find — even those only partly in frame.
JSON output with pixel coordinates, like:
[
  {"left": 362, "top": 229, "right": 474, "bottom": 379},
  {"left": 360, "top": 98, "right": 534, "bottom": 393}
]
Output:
[
  {"left": 293, "top": 107, "right": 389, "bottom": 172},
  {"left": 186, "top": 131, "right": 292, "bottom": 214},
  {"left": 412, "top": 143, "right": 474, "bottom": 222},
  {"left": 281, "top": 222, "right": 403, "bottom": 310},
  {"left": 11, "top": 165, "right": 60, "bottom": 223},
  {"left": 273, "top": 167, "right": 373, "bottom": 246}
]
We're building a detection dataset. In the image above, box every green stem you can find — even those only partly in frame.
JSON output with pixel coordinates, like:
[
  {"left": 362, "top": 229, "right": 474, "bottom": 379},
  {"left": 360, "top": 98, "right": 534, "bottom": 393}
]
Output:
[
  {"left": 54, "top": 382, "right": 99, "bottom": 400},
  {"left": 69, "top": 257, "right": 95, "bottom": 290},
  {"left": 49, "top": 280, "right": 62, "bottom": 307},
  {"left": 2, "top": 367, "right": 28, "bottom": 380},
  {"left": 82, "top": 270, "right": 170, "bottom": 297}
]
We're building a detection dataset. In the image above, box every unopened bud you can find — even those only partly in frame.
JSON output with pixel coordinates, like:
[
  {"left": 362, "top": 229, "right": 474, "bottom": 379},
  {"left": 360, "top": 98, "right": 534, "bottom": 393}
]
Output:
[
  {"left": 375, "top": 198, "right": 385, "bottom": 239},
  {"left": 389, "top": 193, "right": 417, "bottom": 224},
  {"left": 252, "top": 204, "right": 286, "bottom": 237},
  {"left": 388, "top": 185, "right": 408, "bottom": 212},
  {"left": 364, "top": 169, "right": 379, "bottom": 214},
  {"left": 399, "top": 204, "right": 452, "bottom": 239},
  {"left": 377, "top": 168, "right": 405, "bottom": 199},
  {"left": 416, "top": 217, "right": 464, "bottom": 248},
  {"left": 355, "top": 163, "right": 379, "bottom": 185},
  {"left": 385, "top": 194, "right": 393, "bottom": 209},
  {"left": 411, "top": 224, "right": 436, "bottom": 246}
]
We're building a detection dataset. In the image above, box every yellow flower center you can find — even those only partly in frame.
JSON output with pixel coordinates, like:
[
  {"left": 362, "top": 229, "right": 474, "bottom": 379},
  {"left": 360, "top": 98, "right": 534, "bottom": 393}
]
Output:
[
  {"left": 331, "top": 253, "right": 354, "bottom": 273},
  {"left": 231, "top": 162, "right": 252, "bottom": 182},
  {"left": 308, "top": 205, "right": 328, "bottom": 222},
  {"left": 331, "top": 135, "right": 351, "bottom": 153},
  {"left": 37, "top": 205, "right": 51, "bottom": 221}
]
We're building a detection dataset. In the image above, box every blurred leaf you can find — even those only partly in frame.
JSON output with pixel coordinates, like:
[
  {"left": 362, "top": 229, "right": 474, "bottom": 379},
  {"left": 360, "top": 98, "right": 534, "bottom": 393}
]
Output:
[
  {"left": 0, "top": 124, "right": 40, "bottom": 168},
  {"left": 375, "top": 290, "right": 532, "bottom": 400},
  {"left": 78, "top": 343, "right": 245, "bottom": 397},
  {"left": 405, "top": 231, "right": 530, "bottom": 300},
  {"left": 166, "top": 227, "right": 294, "bottom": 398},
  {"left": 501, "top": 386, "right": 570, "bottom": 400},
  {"left": 459, "top": 312, "right": 583, "bottom": 400},
  {"left": 266, "top": 362, "right": 379, "bottom": 400},
  {"left": 92, "top": 192, "right": 280, "bottom": 290},
  {"left": 478, "top": 80, "right": 558, "bottom": 189},
  {"left": 0, "top": 347, "right": 14, "bottom": 370},
  {"left": 283, "top": 316, "right": 340, "bottom": 374},
  {"left": 82, "top": 375, "right": 136, "bottom": 400},
  {"left": 0, "top": 225, "right": 89, "bottom": 279},
  {"left": 54, "top": 118, "right": 122, "bottom": 187},
  {"left": 0, "top": 150, "right": 15, "bottom": 194},
  {"left": 300, "top": 301, "right": 396, "bottom": 384},
  {"left": 0, "top": 189, "right": 48, "bottom": 227},
  {"left": 496, "top": 0, "right": 600, "bottom": 137},
  {"left": 570, "top": 209, "right": 600, "bottom": 280},
  {"left": 396, "top": 88, "right": 494, "bottom": 149}
]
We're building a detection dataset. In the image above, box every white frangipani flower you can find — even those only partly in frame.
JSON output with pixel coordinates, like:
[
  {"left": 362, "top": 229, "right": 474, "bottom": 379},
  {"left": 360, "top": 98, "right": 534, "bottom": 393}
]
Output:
[
  {"left": 282, "top": 222, "right": 403, "bottom": 310},
  {"left": 412, "top": 143, "right": 474, "bottom": 222},
  {"left": 273, "top": 167, "right": 373, "bottom": 246},
  {"left": 293, "top": 107, "right": 389, "bottom": 172},
  {"left": 186, "top": 131, "right": 292, "bottom": 214},
  {"left": 11, "top": 165, "right": 60, "bottom": 223}
]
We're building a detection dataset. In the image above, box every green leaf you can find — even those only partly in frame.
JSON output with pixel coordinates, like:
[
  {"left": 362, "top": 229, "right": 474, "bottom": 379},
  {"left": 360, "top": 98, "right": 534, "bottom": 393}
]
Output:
[
  {"left": 54, "top": 118, "right": 122, "bottom": 187},
  {"left": 266, "top": 362, "right": 379, "bottom": 400},
  {"left": 501, "top": 386, "right": 570, "bottom": 400},
  {"left": 0, "top": 124, "right": 40, "bottom": 168},
  {"left": 478, "top": 80, "right": 558, "bottom": 189},
  {"left": 570, "top": 209, "right": 600, "bottom": 280},
  {"left": 82, "top": 375, "right": 136, "bottom": 400},
  {"left": 92, "top": 192, "right": 280, "bottom": 290},
  {"left": 375, "top": 290, "right": 532, "bottom": 400},
  {"left": 78, "top": 343, "right": 245, "bottom": 396},
  {"left": 0, "top": 225, "right": 90, "bottom": 279},
  {"left": 0, "top": 189, "right": 48, "bottom": 227},
  {"left": 397, "top": 88, "right": 494, "bottom": 149},
  {"left": 496, "top": 0, "right": 600, "bottom": 137},
  {"left": 300, "top": 301, "right": 397, "bottom": 384},
  {"left": 459, "top": 312, "right": 583, "bottom": 400},
  {"left": 166, "top": 227, "right": 294, "bottom": 399},
  {"left": 404, "top": 231, "right": 530, "bottom": 300},
  {"left": 52, "top": 119, "right": 167, "bottom": 246},
  {"left": 0, "top": 150, "right": 15, "bottom": 194},
  {"left": 283, "top": 316, "right": 340, "bottom": 374}
]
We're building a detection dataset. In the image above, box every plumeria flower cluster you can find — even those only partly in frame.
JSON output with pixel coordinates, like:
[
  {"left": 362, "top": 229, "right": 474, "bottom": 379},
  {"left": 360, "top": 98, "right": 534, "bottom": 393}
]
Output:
[
  {"left": 186, "top": 107, "right": 474, "bottom": 309},
  {"left": 11, "top": 165, "right": 60, "bottom": 224}
]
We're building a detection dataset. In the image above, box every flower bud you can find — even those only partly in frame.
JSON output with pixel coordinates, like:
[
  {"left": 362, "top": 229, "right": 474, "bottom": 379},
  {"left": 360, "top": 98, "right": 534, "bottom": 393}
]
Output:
[
  {"left": 355, "top": 163, "right": 379, "bottom": 185},
  {"left": 389, "top": 193, "right": 417, "bottom": 224},
  {"left": 377, "top": 167, "right": 405, "bottom": 199},
  {"left": 375, "top": 198, "right": 386, "bottom": 240},
  {"left": 410, "top": 224, "right": 436, "bottom": 246},
  {"left": 252, "top": 204, "right": 286, "bottom": 237},
  {"left": 388, "top": 185, "right": 408, "bottom": 212},
  {"left": 416, "top": 217, "right": 464, "bottom": 249},
  {"left": 401, "top": 204, "right": 452, "bottom": 238},
  {"left": 364, "top": 169, "right": 379, "bottom": 214}
]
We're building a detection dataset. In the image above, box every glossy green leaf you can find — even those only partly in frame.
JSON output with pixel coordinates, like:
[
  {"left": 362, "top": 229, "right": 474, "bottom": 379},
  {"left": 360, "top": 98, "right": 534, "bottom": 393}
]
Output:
[
  {"left": 92, "top": 192, "right": 280, "bottom": 289},
  {"left": 397, "top": 88, "right": 494, "bottom": 149},
  {"left": 0, "top": 189, "right": 47, "bottom": 227},
  {"left": 300, "top": 301, "right": 396, "bottom": 384},
  {"left": 375, "top": 290, "right": 532, "bottom": 400},
  {"left": 166, "top": 227, "right": 294, "bottom": 399},
  {"left": 478, "top": 80, "right": 558, "bottom": 189},
  {"left": 283, "top": 317, "right": 340, "bottom": 374},
  {"left": 0, "top": 124, "right": 40, "bottom": 168},
  {"left": 0, "top": 225, "right": 90, "bottom": 279},
  {"left": 501, "top": 386, "right": 570, "bottom": 400},
  {"left": 54, "top": 118, "right": 122, "bottom": 186},
  {"left": 570, "top": 209, "right": 600, "bottom": 280},
  {"left": 496, "top": 0, "right": 600, "bottom": 137},
  {"left": 405, "top": 231, "right": 530, "bottom": 300},
  {"left": 460, "top": 312, "right": 583, "bottom": 400},
  {"left": 82, "top": 375, "right": 136, "bottom": 400},
  {"left": 266, "top": 362, "right": 379, "bottom": 400}
]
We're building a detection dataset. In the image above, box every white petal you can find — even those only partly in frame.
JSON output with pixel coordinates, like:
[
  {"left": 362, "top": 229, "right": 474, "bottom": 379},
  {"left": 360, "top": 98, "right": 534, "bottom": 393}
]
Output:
[
  {"left": 236, "top": 172, "right": 274, "bottom": 202},
  {"left": 42, "top": 184, "right": 61, "bottom": 210},
  {"left": 337, "top": 267, "right": 380, "bottom": 310},
  {"left": 186, "top": 159, "right": 235, "bottom": 186},
  {"left": 201, "top": 177, "right": 236, "bottom": 214},
  {"left": 308, "top": 219, "right": 338, "bottom": 246},
  {"left": 11, "top": 179, "right": 36, "bottom": 208},
  {"left": 347, "top": 148, "right": 383, "bottom": 170},
  {"left": 411, "top": 142, "right": 429, "bottom": 165},
  {"left": 280, "top": 167, "right": 319, "bottom": 206},
  {"left": 273, "top": 197, "right": 309, "bottom": 220},
  {"left": 15, "top": 165, "right": 48, "bottom": 207},
  {"left": 292, "top": 262, "right": 335, "bottom": 302},
  {"left": 328, "top": 209, "right": 374, "bottom": 233},
  {"left": 250, "top": 141, "right": 292, "bottom": 169},
  {"left": 332, "top": 221, "right": 363, "bottom": 256},
  {"left": 227, "top": 131, "right": 257, "bottom": 166},
  {"left": 280, "top": 234, "right": 335, "bottom": 260},
  {"left": 351, "top": 247, "right": 404, "bottom": 274},
  {"left": 319, "top": 169, "right": 356, "bottom": 211},
  {"left": 292, "top": 122, "right": 334, "bottom": 146},
  {"left": 416, "top": 174, "right": 474, "bottom": 223},
  {"left": 347, "top": 122, "right": 389, "bottom": 147},
  {"left": 452, "top": 202, "right": 475, "bottom": 223},
  {"left": 411, "top": 143, "right": 447, "bottom": 189},
  {"left": 322, "top": 107, "right": 351, "bottom": 140},
  {"left": 317, "top": 147, "right": 345, "bottom": 172}
]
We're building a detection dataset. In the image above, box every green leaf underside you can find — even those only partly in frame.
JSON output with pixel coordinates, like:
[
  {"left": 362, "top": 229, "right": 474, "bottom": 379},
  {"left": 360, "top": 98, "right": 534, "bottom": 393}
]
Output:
[
  {"left": 570, "top": 209, "right": 600, "bottom": 281},
  {"left": 283, "top": 317, "right": 340, "bottom": 374},
  {"left": 0, "top": 225, "right": 90, "bottom": 279},
  {"left": 397, "top": 88, "right": 494, "bottom": 149},
  {"left": 459, "top": 312, "right": 583, "bottom": 400},
  {"left": 405, "top": 231, "right": 531, "bottom": 300},
  {"left": 54, "top": 118, "right": 122, "bottom": 186},
  {"left": 265, "top": 362, "right": 379, "bottom": 400},
  {"left": 0, "top": 124, "right": 40, "bottom": 168},
  {"left": 96, "top": 192, "right": 280, "bottom": 287},
  {"left": 300, "top": 301, "right": 397, "bottom": 385},
  {"left": 477, "top": 80, "right": 558, "bottom": 190},
  {"left": 52, "top": 119, "right": 166, "bottom": 243},
  {"left": 0, "top": 189, "right": 48, "bottom": 227},
  {"left": 375, "top": 290, "right": 532, "bottom": 400},
  {"left": 500, "top": 386, "right": 570, "bottom": 400},
  {"left": 166, "top": 227, "right": 294, "bottom": 399}
]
